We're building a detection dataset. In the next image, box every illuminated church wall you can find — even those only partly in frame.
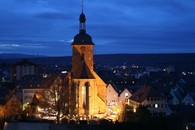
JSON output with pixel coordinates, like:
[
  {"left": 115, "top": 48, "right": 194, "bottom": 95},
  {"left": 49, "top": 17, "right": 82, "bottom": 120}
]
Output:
[{"left": 67, "top": 9, "right": 107, "bottom": 118}]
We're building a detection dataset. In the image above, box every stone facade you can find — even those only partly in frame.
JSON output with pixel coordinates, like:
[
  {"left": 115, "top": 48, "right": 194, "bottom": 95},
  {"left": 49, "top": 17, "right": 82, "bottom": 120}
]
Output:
[{"left": 67, "top": 11, "right": 107, "bottom": 118}]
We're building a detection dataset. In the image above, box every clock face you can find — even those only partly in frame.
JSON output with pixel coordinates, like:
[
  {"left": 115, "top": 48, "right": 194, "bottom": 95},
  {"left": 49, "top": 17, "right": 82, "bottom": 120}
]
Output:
[{"left": 80, "top": 46, "right": 86, "bottom": 52}]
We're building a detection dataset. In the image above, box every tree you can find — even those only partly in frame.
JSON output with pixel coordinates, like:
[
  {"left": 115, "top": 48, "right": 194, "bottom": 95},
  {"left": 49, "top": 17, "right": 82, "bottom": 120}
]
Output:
[
  {"left": 4, "top": 89, "right": 22, "bottom": 119},
  {"left": 123, "top": 105, "right": 151, "bottom": 123},
  {"left": 5, "top": 95, "right": 22, "bottom": 118},
  {"left": 33, "top": 75, "right": 70, "bottom": 124}
]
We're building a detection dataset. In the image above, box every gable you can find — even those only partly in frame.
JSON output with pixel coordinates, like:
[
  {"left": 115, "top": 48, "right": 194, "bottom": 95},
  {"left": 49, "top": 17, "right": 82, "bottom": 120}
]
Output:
[{"left": 107, "top": 84, "right": 118, "bottom": 95}]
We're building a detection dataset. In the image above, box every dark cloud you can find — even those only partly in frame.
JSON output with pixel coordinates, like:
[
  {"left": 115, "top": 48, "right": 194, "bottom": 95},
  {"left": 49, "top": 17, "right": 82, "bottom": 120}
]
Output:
[
  {"left": 34, "top": 12, "right": 71, "bottom": 20},
  {"left": 0, "top": 0, "right": 195, "bottom": 56}
]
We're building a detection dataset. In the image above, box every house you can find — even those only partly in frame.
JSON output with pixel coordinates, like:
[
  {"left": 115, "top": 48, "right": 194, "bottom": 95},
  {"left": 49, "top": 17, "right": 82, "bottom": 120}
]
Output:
[
  {"left": 106, "top": 82, "right": 132, "bottom": 105},
  {"left": 22, "top": 86, "right": 43, "bottom": 110},
  {"left": 129, "top": 86, "right": 171, "bottom": 116},
  {"left": 119, "top": 88, "right": 132, "bottom": 104},
  {"left": 182, "top": 92, "right": 195, "bottom": 106},
  {"left": 170, "top": 87, "right": 185, "bottom": 105},
  {"left": 21, "top": 75, "right": 52, "bottom": 110},
  {"left": 106, "top": 83, "right": 119, "bottom": 106}
]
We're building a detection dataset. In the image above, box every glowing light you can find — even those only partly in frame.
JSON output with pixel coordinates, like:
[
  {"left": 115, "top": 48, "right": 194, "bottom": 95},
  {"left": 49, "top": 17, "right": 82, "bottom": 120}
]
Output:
[
  {"left": 4, "top": 122, "right": 8, "bottom": 129},
  {"left": 61, "top": 71, "right": 68, "bottom": 74},
  {"left": 125, "top": 93, "right": 128, "bottom": 97},
  {"left": 42, "top": 74, "right": 48, "bottom": 78},
  {"left": 37, "top": 106, "right": 41, "bottom": 112},
  {"left": 186, "top": 125, "right": 189, "bottom": 130},
  {"left": 182, "top": 72, "right": 186, "bottom": 75},
  {"left": 133, "top": 108, "right": 136, "bottom": 113}
]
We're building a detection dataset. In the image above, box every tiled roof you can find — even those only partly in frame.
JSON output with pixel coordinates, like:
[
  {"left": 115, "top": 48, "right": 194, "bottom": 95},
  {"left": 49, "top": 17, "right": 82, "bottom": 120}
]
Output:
[
  {"left": 79, "top": 61, "right": 94, "bottom": 79},
  {"left": 13, "top": 59, "right": 37, "bottom": 66},
  {"left": 130, "top": 86, "right": 162, "bottom": 103},
  {"left": 187, "top": 92, "right": 195, "bottom": 101}
]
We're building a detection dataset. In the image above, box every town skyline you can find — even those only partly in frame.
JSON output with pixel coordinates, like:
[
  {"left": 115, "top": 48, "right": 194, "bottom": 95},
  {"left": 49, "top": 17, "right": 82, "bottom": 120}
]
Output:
[{"left": 0, "top": 0, "right": 195, "bottom": 56}]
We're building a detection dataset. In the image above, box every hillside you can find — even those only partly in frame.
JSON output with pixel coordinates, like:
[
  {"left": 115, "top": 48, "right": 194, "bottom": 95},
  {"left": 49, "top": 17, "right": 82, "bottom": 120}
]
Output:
[
  {"left": 1, "top": 53, "right": 195, "bottom": 71},
  {"left": 0, "top": 53, "right": 46, "bottom": 59}
]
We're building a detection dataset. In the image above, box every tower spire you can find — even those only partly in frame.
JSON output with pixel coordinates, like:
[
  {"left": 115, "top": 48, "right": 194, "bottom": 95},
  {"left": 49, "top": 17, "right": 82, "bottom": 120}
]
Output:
[
  {"left": 82, "top": 0, "right": 84, "bottom": 13},
  {"left": 79, "top": 0, "right": 86, "bottom": 32}
]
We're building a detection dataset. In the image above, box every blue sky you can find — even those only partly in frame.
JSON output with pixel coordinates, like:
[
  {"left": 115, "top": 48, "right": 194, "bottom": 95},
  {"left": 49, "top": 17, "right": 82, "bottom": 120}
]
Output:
[{"left": 0, "top": 0, "right": 195, "bottom": 56}]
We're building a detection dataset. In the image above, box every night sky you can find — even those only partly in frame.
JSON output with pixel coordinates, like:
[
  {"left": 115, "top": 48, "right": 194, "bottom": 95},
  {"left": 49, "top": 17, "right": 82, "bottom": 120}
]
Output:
[{"left": 0, "top": 0, "right": 195, "bottom": 56}]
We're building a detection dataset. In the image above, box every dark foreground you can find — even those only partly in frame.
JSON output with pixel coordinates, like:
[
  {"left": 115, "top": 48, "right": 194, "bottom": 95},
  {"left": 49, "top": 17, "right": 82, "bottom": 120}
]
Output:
[{"left": 3, "top": 118, "right": 195, "bottom": 130}]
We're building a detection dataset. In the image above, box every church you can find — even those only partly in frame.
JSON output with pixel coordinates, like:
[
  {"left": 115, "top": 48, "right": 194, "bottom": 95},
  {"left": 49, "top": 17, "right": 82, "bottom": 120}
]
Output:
[{"left": 67, "top": 9, "right": 107, "bottom": 118}]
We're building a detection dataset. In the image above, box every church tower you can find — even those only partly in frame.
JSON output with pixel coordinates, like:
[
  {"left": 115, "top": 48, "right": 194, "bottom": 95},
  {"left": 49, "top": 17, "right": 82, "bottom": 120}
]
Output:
[
  {"left": 71, "top": 11, "right": 94, "bottom": 79},
  {"left": 69, "top": 3, "right": 107, "bottom": 119}
]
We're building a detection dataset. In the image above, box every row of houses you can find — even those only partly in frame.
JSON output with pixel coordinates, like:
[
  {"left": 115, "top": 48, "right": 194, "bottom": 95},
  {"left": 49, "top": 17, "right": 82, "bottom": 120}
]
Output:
[
  {"left": 107, "top": 82, "right": 195, "bottom": 117},
  {"left": 0, "top": 58, "right": 195, "bottom": 120},
  {"left": 1, "top": 74, "right": 195, "bottom": 120},
  {"left": 107, "top": 82, "right": 171, "bottom": 116},
  {"left": 1, "top": 76, "right": 195, "bottom": 119}
]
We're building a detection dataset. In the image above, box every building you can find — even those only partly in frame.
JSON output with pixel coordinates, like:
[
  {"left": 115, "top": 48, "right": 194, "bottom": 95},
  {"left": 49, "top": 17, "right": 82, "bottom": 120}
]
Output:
[
  {"left": 27, "top": 75, "right": 70, "bottom": 119},
  {"left": 12, "top": 59, "right": 38, "bottom": 81},
  {"left": 129, "top": 86, "right": 171, "bottom": 116},
  {"left": 22, "top": 86, "right": 43, "bottom": 109},
  {"left": 182, "top": 92, "right": 195, "bottom": 106},
  {"left": 106, "top": 83, "right": 119, "bottom": 106},
  {"left": 119, "top": 88, "right": 132, "bottom": 104},
  {"left": 66, "top": 10, "right": 107, "bottom": 119},
  {"left": 106, "top": 81, "right": 132, "bottom": 106},
  {"left": 170, "top": 87, "right": 185, "bottom": 105},
  {"left": 14, "top": 75, "right": 43, "bottom": 109},
  {"left": 13, "top": 9, "right": 107, "bottom": 120}
]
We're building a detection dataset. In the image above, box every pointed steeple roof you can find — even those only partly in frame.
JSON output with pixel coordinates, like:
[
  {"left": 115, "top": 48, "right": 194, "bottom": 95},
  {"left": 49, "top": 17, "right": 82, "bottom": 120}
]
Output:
[
  {"left": 80, "top": 0, "right": 85, "bottom": 23},
  {"left": 72, "top": 1, "right": 94, "bottom": 45}
]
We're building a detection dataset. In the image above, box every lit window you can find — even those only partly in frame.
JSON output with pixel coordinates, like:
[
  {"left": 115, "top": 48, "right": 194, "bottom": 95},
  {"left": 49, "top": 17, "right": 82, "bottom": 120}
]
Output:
[
  {"left": 125, "top": 93, "right": 129, "bottom": 97},
  {"left": 82, "top": 86, "right": 86, "bottom": 107},
  {"left": 155, "top": 104, "right": 158, "bottom": 108}
]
